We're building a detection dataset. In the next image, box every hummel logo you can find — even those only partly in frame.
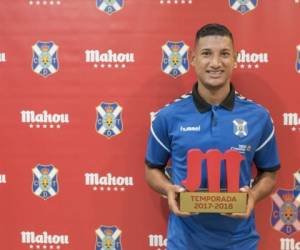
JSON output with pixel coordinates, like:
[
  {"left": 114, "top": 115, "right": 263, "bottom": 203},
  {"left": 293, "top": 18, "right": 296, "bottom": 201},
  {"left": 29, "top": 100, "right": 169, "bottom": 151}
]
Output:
[{"left": 180, "top": 125, "right": 200, "bottom": 132}]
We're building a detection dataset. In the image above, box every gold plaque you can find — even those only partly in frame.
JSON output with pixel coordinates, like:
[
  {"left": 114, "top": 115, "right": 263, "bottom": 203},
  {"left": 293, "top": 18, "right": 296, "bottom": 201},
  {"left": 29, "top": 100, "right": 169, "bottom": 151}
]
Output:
[{"left": 180, "top": 192, "right": 247, "bottom": 213}]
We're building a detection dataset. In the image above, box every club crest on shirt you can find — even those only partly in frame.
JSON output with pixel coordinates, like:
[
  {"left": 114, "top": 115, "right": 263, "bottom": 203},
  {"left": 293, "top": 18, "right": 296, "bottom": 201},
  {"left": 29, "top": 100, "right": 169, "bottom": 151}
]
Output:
[
  {"left": 233, "top": 119, "right": 248, "bottom": 137},
  {"left": 229, "top": 0, "right": 258, "bottom": 14},
  {"left": 32, "top": 41, "right": 59, "bottom": 77},
  {"left": 96, "top": 102, "right": 123, "bottom": 138},
  {"left": 161, "top": 41, "right": 189, "bottom": 78},
  {"left": 96, "top": 0, "right": 124, "bottom": 15},
  {"left": 32, "top": 164, "right": 59, "bottom": 200},
  {"left": 271, "top": 189, "right": 300, "bottom": 236},
  {"left": 296, "top": 45, "right": 300, "bottom": 73},
  {"left": 95, "top": 225, "right": 122, "bottom": 250}
]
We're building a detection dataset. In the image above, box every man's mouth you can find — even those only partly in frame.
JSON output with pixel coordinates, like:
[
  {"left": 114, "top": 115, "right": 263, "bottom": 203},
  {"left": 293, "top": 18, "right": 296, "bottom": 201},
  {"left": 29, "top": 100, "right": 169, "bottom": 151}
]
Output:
[{"left": 207, "top": 70, "right": 224, "bottom": 77}]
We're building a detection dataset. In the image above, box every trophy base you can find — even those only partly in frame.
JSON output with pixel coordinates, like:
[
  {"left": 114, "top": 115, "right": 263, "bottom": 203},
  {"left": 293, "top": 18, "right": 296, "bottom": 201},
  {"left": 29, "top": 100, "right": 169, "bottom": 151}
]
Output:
[{"left": 179, "top": 192, "right": 247, "bottom": 213}]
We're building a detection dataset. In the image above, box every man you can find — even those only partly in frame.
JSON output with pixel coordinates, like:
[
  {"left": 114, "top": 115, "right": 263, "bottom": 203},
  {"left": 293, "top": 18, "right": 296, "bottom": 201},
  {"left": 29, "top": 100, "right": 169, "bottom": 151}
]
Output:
[{"left": 145, "top": 23, "right": 280, "bottom": 250}]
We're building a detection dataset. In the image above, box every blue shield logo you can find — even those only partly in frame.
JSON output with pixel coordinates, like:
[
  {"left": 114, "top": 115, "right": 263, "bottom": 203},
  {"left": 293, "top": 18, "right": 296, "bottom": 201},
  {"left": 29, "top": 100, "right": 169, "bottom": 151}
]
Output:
[
  {"left": 233, "top": 119, "right": 248, "bottom": 137},
  {"left": 161, "top": 41, "right": 189, "bottom": 78},
  {"left": 96, "top": 102, "right": 123, "bottom": 138},
  {"left": 229, "top": 0, "right": 258, "bottom": 14},
  {"left": 296, "top": 45, "right": 300, "bottom": 73},
  {"left": 294, "top": 169, "right": 300, "bottom": 197},
  {"left": 96, "top": 0, "right": 124, "bottom": 15},
  {"left": 32, "top": 164, "right": 59, "bottom": 200},
  {"left": 271, "top": 189, "right": 300, "bottom": 236},
  {"left": 32, "top": 41, "right": 59, "bottom": 77},
  {"left": 95, "top": 226, "right": 122, "bottom": 250}
]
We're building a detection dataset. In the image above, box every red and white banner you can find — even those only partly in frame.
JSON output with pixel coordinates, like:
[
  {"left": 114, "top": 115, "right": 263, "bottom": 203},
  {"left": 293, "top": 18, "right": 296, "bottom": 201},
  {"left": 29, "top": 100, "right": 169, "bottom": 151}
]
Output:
[{"left": 0, "top": 1, "right": 300, "bottom": 249}]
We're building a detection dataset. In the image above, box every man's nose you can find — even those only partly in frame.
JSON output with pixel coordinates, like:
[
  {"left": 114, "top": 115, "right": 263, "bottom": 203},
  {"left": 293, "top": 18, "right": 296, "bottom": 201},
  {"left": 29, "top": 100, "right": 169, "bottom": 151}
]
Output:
[{"left": 210, "top": 55, "right": 221, "bottom": 67}]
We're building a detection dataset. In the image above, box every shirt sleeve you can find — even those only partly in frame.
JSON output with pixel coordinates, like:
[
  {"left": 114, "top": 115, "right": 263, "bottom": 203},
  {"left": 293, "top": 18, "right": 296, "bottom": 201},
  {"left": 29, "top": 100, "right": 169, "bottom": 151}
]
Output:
[
  {"left": 254, "top": 112, "right": 280, "bottom": 172},
  {"left": 145, "top": 111, "right": 171, "bottom": 169}
]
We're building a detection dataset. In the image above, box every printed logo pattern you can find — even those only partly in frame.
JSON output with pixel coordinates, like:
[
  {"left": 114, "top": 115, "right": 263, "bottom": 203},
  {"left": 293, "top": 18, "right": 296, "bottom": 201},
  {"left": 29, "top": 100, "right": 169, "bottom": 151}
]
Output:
[
  {"left": 96, "top": 102, "right": 123, "bottom": 138},
  {"left": 28, "top": 0, "right": 62, "bottom": 5},
  {"left": 95, "top": 226, "right": 122, "bottom": 250},
  {"left": 148, "top": 234, "right": 167, "bottom": 249},
  {"left": 85, "top": 172, "right": 134, "bottom": 192},
  {"left": 236, "top": 49, "right": 268, "bottom": 70},
  {"left": 85, "top": 49, "right": 135, "bottom": 69},
  {"left": 32, "top": 164, "right": 59, "bottom": 200},
  {"left": 0, "top": 52, "right": 6, "bottom": 63},
  {"left": 159, "top": 0, "right": 192, "bottom": 4},
  {"left": 21, "top": 110, "right": 70, "bottom": 129},
  {"left": 21, "top": 231, "right": 69, "bottom": 249},
  {"left": 161, "top": 41, "right": 189, "bottom": 78},
  {"left": 229, "top": 0, "right": 258, "bottom": 14},
  {"left": 96, "top": 0, "right": 124, "bottom": 15},
  {"left": 0, "top": 173, "right": 6, "bottom": 184},
  {"left": 32, "top": 41, "right": 59, "bottom": 77},
  {"left": 283, "top": 113, "right": 300, "bottom": 132},
  {"left": 271, "top": 170, "right": 300, "bottom": 236},
  {"left": 296, "top": 45, "right": 300, "bottom": 73}
]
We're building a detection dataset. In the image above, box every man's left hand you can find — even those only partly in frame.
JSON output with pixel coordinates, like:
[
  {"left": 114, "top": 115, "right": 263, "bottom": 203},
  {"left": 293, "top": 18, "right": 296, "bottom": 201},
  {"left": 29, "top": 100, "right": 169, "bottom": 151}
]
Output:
[{"left": 221, "top": 186, "right": 256, "bottom": 219}]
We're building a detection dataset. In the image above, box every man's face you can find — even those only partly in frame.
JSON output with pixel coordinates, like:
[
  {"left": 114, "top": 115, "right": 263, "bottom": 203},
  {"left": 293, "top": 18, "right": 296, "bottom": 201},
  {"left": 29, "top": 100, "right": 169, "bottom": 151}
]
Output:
[{"left": 191, "top": 35, "right": 236, "bottom": 90}]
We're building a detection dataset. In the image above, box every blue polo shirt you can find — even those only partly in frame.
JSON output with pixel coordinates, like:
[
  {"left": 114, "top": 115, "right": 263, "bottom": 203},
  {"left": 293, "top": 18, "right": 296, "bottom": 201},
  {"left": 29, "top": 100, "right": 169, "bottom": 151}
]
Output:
[{"left": 145, "top": 83, "right": 280, "bottom": 250}]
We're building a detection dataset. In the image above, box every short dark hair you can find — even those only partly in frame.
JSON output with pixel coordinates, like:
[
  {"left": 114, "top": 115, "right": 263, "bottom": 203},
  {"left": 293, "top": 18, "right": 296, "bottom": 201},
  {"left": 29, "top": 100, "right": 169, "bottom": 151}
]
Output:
[{"left": 195, "top": 23, "right": 234, "bottom": 45}]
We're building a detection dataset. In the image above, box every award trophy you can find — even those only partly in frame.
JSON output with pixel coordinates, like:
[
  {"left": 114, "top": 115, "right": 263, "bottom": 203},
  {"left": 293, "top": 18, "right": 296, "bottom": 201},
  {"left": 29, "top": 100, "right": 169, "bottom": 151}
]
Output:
[{"left": 180, "top": 149, "right": 247, "bottom": 213}]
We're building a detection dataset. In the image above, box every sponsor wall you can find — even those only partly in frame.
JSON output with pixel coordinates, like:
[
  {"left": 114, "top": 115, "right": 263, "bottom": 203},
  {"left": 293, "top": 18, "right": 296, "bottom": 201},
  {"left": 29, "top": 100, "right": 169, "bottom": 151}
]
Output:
[{"left": 0, "top": 0, "right": 300, "bottom": 249}]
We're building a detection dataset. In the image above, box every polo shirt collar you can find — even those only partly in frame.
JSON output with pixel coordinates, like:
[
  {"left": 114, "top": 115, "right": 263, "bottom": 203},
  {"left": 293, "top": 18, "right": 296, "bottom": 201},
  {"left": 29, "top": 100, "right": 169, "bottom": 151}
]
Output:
[{"left": 192, "top": 82, "right": 235, "bottom": 113}]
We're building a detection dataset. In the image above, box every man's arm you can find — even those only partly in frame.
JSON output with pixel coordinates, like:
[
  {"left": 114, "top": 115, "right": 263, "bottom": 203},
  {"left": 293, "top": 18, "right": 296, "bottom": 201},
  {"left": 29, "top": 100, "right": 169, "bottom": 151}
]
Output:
[
  {"left": 145, "top": 165, "right": 191, "bottom": 216},
  {"left": 234, "top": 111, "right": 280, "bottom": 218},
  {"left": 252, "top": 170, "right": 277, "bottom": 203},
  {"left": 230, "top": 170, "right": 277, "bottom": 218}
]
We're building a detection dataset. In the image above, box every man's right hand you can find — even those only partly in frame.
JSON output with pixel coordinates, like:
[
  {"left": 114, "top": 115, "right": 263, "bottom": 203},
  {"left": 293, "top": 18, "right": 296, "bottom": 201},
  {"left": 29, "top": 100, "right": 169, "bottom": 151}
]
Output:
[{"left": 166, "top": 185, "right": 192, "bottom": 217}]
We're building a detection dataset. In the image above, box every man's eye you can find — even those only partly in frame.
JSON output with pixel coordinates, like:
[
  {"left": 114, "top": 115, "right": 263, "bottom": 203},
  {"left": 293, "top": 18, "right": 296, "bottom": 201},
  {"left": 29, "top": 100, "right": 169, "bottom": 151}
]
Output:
[
  {"left": 222, "top": 52, "right": 230, "bottom": 57},
  {"left": 201, "top": 51, "right": 210, "bottom": 56}
]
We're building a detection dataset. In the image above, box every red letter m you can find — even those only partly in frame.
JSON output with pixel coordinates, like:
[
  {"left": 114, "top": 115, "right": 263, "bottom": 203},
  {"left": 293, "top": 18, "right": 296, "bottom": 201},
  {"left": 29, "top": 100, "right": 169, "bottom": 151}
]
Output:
[{"left": 182, "top": 149, "right": 244, "bottom": 192}]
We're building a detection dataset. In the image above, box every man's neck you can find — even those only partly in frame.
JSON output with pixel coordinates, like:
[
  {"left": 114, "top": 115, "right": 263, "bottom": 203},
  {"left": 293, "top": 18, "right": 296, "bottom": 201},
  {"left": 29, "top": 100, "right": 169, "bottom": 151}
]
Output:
[{"left": 197, "top": 82, "right": 231, "bottom": 105}]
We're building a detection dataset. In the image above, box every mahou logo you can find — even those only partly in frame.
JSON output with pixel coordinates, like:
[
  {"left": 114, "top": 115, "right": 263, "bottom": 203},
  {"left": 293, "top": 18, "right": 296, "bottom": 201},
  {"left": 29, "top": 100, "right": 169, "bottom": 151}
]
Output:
[
  {"left": 85, "top": 172, "right": 134, "bottom": 191},
  {"left": 21, "top": 231, "right": 69, "bottom": 249},
  {"left": 0, "top": 52, "right": 6, "bottom": 63},
  {"left": 148, "top": 234, "right": 167, "bottom": 249},
  {"left": 85, "top": 49, "right": 135, "bottom": 69},
  {"left": 28, "top": 0, "right": 62, "bottom": 6},
  {"left": 159, "top": 0, "right": 192, "bottom": 4},
  {"left": 21, "top": 110, "right": 70, "bottom": 129},
  {"left": 283, "top": 113, "right": 300, "bottom": 132},
  {"left": 236, "top": 49, "right": 268, "bottom": 70},
  {"left": 281, "top": 238, "right": 300, "bottom": 250}
]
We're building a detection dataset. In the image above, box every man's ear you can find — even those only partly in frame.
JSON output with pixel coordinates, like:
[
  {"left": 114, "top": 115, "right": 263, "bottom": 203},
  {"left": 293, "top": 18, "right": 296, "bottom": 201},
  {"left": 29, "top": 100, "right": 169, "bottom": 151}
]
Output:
[
  {"left": 233, "top": 51, "right": 238, "bottom": 68},
  {"left": 190, "top": 49, "right": 196, "bottom": 66}
]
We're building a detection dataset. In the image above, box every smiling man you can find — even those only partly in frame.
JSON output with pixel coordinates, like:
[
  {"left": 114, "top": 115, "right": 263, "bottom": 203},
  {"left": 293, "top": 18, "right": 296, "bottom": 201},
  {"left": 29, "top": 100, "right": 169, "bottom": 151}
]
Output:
[{"left": 145, "top": 23, "right": 280, "bottom": 250}]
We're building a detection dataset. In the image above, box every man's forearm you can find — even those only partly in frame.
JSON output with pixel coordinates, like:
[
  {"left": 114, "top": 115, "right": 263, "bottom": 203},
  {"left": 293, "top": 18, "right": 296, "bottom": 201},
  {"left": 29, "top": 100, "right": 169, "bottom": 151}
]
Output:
[
  {"left": 251, "top": 171, "right": 277, "bottom": 204},
  {"left": 145, "top": 165, "right": 173, "bottom": 196}
]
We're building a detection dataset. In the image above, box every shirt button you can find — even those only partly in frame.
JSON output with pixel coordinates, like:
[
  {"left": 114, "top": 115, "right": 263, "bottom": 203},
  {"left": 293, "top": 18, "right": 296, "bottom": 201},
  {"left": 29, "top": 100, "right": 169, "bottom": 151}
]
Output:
[{"left": 213, "top": 118, "right": 217, "bottom": 126}]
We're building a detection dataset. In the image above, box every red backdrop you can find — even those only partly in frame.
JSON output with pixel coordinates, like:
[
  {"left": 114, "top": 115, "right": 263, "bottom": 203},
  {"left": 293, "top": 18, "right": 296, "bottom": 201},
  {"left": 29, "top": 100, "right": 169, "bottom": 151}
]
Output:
[{"left": 0, "top": 0, "right": 300, "bottom": 249}]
